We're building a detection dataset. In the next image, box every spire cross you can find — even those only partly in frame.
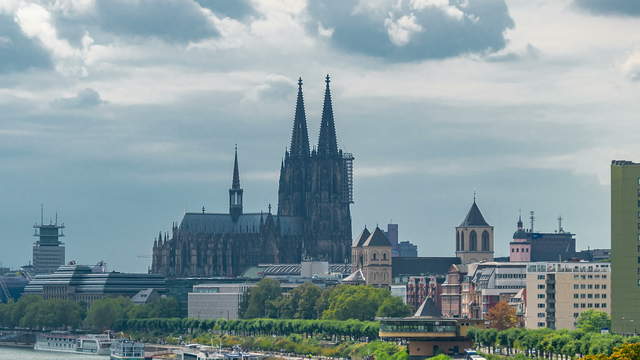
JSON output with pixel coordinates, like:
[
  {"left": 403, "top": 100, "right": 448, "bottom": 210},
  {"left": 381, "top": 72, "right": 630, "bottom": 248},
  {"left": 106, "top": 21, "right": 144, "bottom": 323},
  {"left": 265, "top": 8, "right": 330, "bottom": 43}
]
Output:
[
  {"left": 325, "top": 74, "right": 330, "bottom": 84},
  {"left": 298, "top": 77, "right": 303, "bottom": 89},
  {"left": 473, "top": 191, "right": 477, "bottom": 203}
]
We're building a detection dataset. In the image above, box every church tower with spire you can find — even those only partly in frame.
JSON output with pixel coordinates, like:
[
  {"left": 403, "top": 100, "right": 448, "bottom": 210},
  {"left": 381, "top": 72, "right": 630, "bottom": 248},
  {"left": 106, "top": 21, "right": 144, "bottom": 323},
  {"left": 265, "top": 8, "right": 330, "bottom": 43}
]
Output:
[
  {"left": 229, "top": 146, "right": 243, "bottom": 221},
  {"left": 455, "top": 197, "right": 494, "bottom": 264}
]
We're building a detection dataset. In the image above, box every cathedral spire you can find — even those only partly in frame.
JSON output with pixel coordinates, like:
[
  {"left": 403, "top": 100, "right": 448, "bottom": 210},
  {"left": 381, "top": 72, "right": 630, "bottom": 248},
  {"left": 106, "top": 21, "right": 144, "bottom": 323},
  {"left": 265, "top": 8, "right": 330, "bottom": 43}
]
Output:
[
  {"left": 318, "top": 74, "right": 338, "bottom": 156},
  {"left": 232, "top": 145, "right": 240, "bottom": 189},
  {"left": 289, "top": 77, "right": 310, "bottom": 158},
  {"left": 229, "top": 146, "right": 243, "bottom": 221}
]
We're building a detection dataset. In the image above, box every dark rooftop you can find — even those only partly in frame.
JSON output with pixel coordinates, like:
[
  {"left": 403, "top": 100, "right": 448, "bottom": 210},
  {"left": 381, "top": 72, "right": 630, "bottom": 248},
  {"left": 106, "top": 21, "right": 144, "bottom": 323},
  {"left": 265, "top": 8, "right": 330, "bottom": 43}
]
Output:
[
  {"left": 392, "top": 257, "right": 461, "bottom": 277},
  {"left": 459, "top": 201, "right": 490, "bottom": 227}
]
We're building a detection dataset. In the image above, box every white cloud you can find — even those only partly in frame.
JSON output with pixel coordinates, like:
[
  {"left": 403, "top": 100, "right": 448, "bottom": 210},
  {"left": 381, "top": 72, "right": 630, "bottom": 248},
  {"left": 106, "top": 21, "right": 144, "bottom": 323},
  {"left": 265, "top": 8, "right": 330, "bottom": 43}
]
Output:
[
  {"left": 384, "top": 13, "right": 423, "bottom": 46},
  {"left": 13, "top": 2, "right": 91, "bottom": 75},
  {"left": 621, "top": 50, "right": 640, "bottom": 81}
]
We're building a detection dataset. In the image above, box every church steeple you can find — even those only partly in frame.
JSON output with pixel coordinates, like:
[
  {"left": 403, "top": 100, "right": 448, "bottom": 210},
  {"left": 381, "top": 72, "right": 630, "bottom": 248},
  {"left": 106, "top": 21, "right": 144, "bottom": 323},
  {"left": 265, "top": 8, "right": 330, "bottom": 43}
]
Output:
[
  {"left": 318, "top": 74, "right": 338, "bottom": 156},
  {"left": 229, "top": 146, "right": 243, "bottom": 221},
  {"left": 289, "top": 77, "right": 310, "bottom": 158}
]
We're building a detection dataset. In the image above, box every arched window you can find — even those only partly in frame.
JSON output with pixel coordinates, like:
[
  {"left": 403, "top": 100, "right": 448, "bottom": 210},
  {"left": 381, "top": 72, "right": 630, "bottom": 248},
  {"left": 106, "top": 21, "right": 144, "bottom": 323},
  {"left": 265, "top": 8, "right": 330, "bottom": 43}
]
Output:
[
  {"left": 460, "top": 232, "right": 465, "bottom": 251},
  {"left": 456, "top": 231, "right": 460, "bottom": 251},
  {"left": 470, "top": 230, "right": 478, "bottom": 251},
  {"left": 372, "top": 253, "right": 377, "bottom": 260},
  {"left": 482, "top": 230, "right": 490, "bottom": 251},
  {"left": 383, "top": 253, "right": 387, "bottom": 260}
]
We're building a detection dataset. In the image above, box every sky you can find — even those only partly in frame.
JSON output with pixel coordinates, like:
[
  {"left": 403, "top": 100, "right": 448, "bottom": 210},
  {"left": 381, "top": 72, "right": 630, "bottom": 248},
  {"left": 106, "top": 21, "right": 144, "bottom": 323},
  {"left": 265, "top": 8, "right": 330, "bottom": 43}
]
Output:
[{"left": 1, "top": 0, "right": 639, "bottom": 272}]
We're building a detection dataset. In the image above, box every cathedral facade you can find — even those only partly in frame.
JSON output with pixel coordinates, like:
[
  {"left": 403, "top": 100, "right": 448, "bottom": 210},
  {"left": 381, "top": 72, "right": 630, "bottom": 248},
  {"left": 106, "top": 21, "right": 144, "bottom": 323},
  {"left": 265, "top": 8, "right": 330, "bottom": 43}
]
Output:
[{"left": 151, "top": 76, "right": 353, "bottom": 277}]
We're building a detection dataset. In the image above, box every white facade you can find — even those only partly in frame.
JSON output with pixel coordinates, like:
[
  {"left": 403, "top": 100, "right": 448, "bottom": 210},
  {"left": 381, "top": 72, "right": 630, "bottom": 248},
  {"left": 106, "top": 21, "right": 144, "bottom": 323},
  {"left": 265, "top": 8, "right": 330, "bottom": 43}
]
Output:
[{"left": 188, "top": 283, "right": 253, "bottom": 320}]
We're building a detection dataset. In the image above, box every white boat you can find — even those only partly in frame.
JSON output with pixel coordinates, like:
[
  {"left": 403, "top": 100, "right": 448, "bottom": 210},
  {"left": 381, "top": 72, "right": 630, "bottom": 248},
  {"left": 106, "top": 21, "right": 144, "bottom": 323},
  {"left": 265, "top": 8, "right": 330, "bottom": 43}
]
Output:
[
  {"left": 34, "top": 332, "right": 113, "bottom": 355},
  {"left": 110, "top": 339, "right": 145, "bottom": 360}
]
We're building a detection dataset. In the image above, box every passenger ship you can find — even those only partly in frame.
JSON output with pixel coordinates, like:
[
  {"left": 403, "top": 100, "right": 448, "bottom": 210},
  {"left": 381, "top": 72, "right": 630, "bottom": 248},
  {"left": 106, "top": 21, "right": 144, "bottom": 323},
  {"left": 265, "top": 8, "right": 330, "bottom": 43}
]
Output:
[
  {"left": 110, "top": 339, "right": 146, "bottom": 360},
  {"left": 34, "top": 332, "right": 113, "bottom": 355}
]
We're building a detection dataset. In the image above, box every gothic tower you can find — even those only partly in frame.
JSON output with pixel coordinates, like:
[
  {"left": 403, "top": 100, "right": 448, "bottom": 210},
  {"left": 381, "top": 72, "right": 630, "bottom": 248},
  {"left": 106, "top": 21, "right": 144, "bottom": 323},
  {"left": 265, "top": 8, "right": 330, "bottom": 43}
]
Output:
[
  {"left": 278, "top": 77, "right": 310, "bottom": 218},
  {"left": 306, "top": 75, "right": 353, "bottom": 263},
  {"left": 278, "top": 75, "right": 353, "bottom": 263},
  {"left": 229, "top": 146, "right": 243, "bottom": 221}
]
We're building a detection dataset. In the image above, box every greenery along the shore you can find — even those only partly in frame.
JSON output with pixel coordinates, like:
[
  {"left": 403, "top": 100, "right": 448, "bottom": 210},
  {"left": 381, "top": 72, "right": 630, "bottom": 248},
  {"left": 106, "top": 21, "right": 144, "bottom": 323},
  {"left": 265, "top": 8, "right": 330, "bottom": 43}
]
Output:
[
  {"left": 115, "top": 317, "right": 380, "bottom": 341},
  {"left": 240, "top": 280, "right": 412, "bottom": 320},
  {"left": 468, "top": 324, "right": 640, "bottom": 359},
  {"left": 0, "top": 294, "right": 180, "bottom": 330}
]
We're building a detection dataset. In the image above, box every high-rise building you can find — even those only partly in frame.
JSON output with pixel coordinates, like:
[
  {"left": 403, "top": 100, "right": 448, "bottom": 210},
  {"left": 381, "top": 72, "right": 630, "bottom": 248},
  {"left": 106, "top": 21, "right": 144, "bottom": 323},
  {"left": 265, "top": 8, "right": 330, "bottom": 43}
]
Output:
[
  {"left": 32, "top": 210, "right": 66, "bottom": 275},
  {"left": 611, "top": 160, "right": 640, "bottom": 335},
  {"left": 525, "top": 262, "right": 610, "bottom": 330},
  {"left": 455, "top": 199, "right": 494, "bottom": 264}
]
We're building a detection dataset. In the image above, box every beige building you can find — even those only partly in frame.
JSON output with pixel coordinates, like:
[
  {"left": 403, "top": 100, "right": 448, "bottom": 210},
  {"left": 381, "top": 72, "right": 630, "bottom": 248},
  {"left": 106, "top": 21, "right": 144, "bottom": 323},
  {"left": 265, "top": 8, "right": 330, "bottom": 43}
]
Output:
[
  {"left": 349, "top": 226, "right": 392, "bottom": 287},
  {"left": 525, "top": 262, "right": 611, "bottom": 330}
]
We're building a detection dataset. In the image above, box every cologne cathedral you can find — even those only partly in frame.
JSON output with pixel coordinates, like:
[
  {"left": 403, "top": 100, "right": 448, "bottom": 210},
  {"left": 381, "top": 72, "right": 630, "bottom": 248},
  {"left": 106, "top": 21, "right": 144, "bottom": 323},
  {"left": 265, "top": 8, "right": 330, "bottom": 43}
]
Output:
[{"left": 151, "top": 76, "right": 354, "bottom": 277}]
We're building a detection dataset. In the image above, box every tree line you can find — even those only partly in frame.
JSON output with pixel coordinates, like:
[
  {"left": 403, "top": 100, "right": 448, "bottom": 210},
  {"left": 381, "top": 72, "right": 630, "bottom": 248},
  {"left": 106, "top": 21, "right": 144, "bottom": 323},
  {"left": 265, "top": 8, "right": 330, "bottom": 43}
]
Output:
[
  {"left": 0, "top": 294, "right": 180, "bottom": 331},
  {"left": 240, "top": 280, "right": 412, "bottom": 321},
  {"left": 114, "top": 317, "right": 380, "bottom": 341},
  {"left": 469, "top": 311, "right": 639, "bottom": 359}
]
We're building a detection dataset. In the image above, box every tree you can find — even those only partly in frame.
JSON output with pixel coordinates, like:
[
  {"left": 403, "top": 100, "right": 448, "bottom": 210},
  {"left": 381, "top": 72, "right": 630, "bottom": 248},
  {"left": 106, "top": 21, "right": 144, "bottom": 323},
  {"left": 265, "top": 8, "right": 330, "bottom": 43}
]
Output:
[
  {"left": 85, "top": 297, "right": 132, "bottom": 330},
  {"left": 320, "top": 285, "right": 387, "bottom": 321},
  {"left": 242, "top": 278, "right": 282, "bottom": 319},
  {"left": 485, "top": 301, "right": 518, "bottom": 330},
  {"left": 577, "top": 310, "right": 611, "bottom": 333},
  {"left": 376, "top": 296, "right": 412, "bottom": 318}
]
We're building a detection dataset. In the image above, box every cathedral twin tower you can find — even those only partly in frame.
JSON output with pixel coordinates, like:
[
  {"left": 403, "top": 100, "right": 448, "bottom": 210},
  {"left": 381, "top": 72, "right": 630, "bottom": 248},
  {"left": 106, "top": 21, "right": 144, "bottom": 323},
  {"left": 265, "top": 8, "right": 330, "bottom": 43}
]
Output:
[{"left": 152, "top": 76, "right": 354, "bottom": 277}]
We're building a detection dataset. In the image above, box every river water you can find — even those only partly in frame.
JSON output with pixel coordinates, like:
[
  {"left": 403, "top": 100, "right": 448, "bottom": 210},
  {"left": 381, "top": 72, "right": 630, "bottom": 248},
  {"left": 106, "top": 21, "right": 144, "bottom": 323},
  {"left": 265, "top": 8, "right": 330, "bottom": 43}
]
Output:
[{"left": 0, "top": 347, "right": 107, "bottom": 360}]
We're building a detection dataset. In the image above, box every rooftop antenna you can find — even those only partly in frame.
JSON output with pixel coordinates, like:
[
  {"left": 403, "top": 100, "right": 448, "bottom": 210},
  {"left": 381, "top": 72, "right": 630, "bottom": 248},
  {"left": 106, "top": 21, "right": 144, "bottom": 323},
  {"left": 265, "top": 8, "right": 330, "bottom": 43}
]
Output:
[
  {"left": 55, "top": 212, "right": 58, "bottom": 225},
  {"left": 558, "top": 215, "right": 564, "bottom": 233},
  {"left": 529, "top": 211, "right": 535, "bottom": 232},
  {"left": 40, "top": 204, "right": 44, "bottom": 226}
]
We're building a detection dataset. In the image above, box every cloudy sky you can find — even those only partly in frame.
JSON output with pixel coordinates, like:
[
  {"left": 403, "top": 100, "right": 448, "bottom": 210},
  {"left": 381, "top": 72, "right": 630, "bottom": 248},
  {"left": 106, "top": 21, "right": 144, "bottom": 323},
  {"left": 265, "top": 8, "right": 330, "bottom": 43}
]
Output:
[{"left": 1, "top": 0, "right": 639, "bottom": 272}]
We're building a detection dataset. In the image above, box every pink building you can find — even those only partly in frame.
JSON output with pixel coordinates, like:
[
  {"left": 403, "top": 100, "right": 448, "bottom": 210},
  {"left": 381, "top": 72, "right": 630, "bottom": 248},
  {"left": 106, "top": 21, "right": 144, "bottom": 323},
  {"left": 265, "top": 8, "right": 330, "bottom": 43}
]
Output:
[{"left": 510, "top": 216, "right": 531, "bottom": 262}]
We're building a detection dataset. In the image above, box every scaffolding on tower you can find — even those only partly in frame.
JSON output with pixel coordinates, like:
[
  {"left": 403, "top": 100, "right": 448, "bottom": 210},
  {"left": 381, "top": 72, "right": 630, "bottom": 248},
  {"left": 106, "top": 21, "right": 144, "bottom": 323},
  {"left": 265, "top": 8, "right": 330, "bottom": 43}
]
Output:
[{"left": 343, "top": 153, "right": 354, "bottom": 204}]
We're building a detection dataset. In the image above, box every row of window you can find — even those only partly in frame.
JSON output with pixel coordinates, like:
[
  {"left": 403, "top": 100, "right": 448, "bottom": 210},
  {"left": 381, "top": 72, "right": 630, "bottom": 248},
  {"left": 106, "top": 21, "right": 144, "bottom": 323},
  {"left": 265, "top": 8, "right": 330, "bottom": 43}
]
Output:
[
  {"left": 573, "top": 303, "right": 607, "bottom": 308},
  {"left": 573, "top": 293, "right": 607, "bottom": 299},
  {"left": 573, "top": 284, "right": 607, "bottom": 289},
  {"left": 573, "top": 274, "right": 607, "bottom": 279},
  {"left": 512, "top": 248, "right": 529, "bottom": 253},
  {"left": 496, "top": 273, "right": 526, "bottom": 278}
]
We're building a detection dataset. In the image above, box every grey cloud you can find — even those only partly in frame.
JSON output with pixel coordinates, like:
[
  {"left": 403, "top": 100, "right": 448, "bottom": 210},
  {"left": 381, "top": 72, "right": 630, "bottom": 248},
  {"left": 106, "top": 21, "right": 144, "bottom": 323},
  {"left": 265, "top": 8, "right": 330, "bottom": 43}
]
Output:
[
  {"left": 194, "top": 0, "right": 257, "bottom": 20},
  {"left": 95, "top": 0, "right": 219, "bottom": 43},
  {"left": 305, "top": 0, "right": 514, "bottom": 62},
  {"left": 574, "top": 0, "right": 640, "bottom": 16},
  {"left": 52, "top": 88, "right": 104, "bottom": 109},
  {"left": 0, "top": 15, "right": 52, "bottom": 73},
  {"left": 485, "top": 43, "right": 541, "bottom": 62}
]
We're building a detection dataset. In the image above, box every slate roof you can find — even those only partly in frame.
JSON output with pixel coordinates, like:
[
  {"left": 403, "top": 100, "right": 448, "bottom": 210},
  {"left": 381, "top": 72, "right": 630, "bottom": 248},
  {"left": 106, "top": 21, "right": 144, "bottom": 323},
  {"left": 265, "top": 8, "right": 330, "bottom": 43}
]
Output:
[
  {"left": 363, "top": 227, "right": 391, "bottom": 247},
  {"left": 353, "top": 227, "right": 371, "bottom": 247},
  {"left": 179, "top": 212, "right": 304, "bottom": 236},
  {"left": 459, "top": 201, "right": 490, "bottom": 227},
  {"left": 391, "top": 257, "right": 461, "bottom": 277},
  {"left": 24, "top": 265, "right": 165, "bottom": 296},
  {"left": 414, "top": 297, "right": 439, "bottom": 317},
  {"left": 248, "top": 263, "right": 352, "bottom": 277},
  {"left": 342, "top": 269, "right": 365, "bottom": 283}
]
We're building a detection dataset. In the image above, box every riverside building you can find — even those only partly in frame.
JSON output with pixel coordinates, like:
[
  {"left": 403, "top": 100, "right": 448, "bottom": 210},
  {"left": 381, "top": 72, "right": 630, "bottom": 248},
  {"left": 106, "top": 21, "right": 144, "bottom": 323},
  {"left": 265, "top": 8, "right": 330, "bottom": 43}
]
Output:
[
  {"left": 611, "top": 160, "right": 640, "bottom": 335},
  {"left": 524, "top": 262, "right": 610, "bottom": 330}
]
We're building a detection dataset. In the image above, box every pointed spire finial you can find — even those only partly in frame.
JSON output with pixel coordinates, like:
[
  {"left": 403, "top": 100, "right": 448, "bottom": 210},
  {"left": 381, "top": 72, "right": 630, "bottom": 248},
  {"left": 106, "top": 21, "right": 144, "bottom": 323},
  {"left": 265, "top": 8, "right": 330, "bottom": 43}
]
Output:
[
  {"left": 318, "top": 74, "right": 338, "bottom": 156},
  {"left": 232, "top": 146, "right": 240, "bottom": 189},
  {"left": 473, "top": 191, "right": 477, "bottom": 203},
  {"left": 290, "top": 76, "right": 310, "bottom": 158}
]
